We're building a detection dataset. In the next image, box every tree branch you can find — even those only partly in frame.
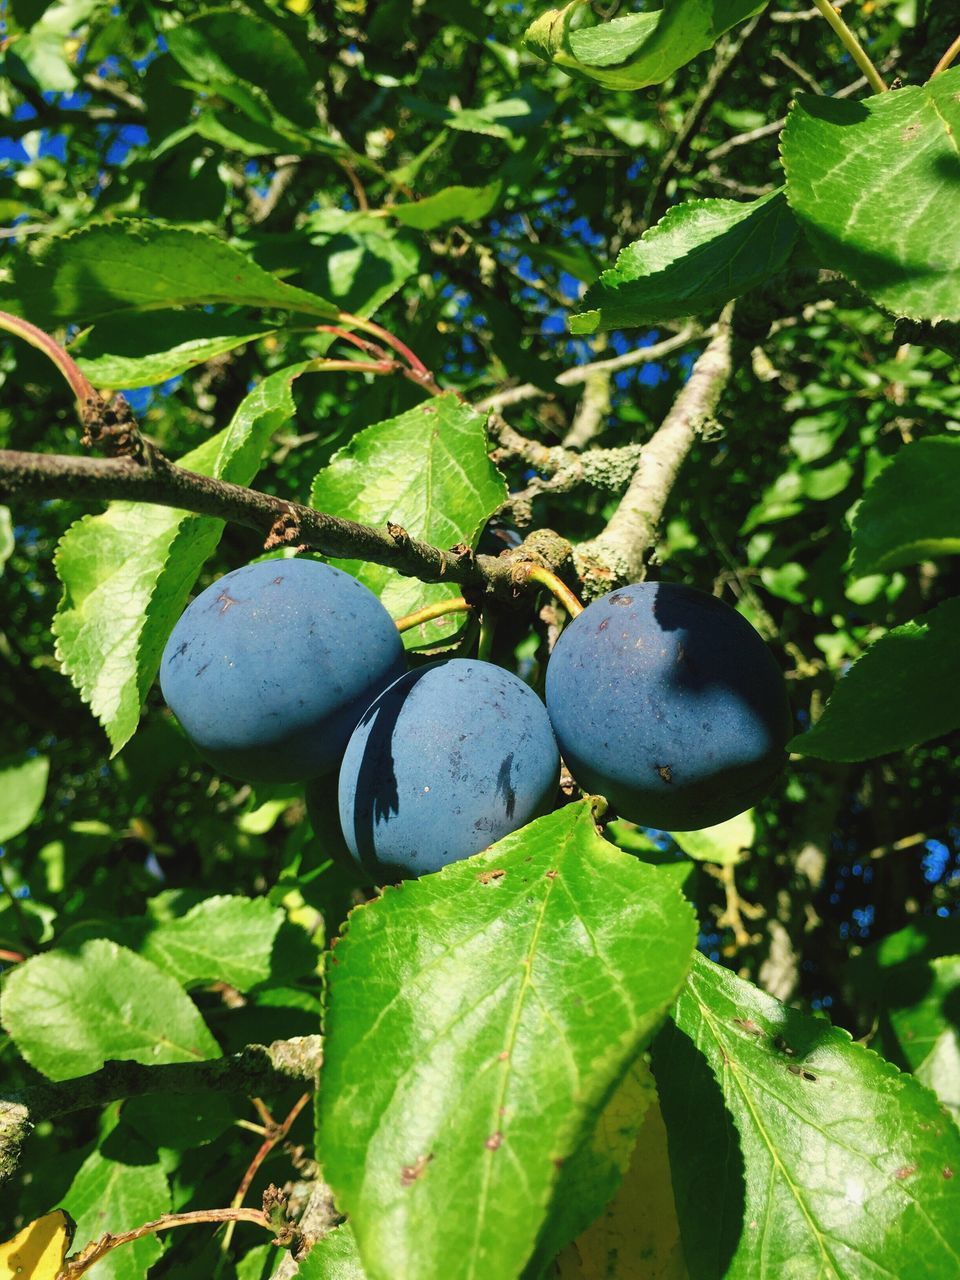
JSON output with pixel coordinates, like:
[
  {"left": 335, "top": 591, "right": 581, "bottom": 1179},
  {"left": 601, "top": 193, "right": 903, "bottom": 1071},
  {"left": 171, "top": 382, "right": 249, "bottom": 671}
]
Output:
[
  {"left": 0, "top": 1036, "right": 323, "bottom": 1185},
  {"left": 0, "top": 449, "right": 572, "bottom": 600},
  {"left": 573, "top": 308, "right": 734, "bottom": 594}
]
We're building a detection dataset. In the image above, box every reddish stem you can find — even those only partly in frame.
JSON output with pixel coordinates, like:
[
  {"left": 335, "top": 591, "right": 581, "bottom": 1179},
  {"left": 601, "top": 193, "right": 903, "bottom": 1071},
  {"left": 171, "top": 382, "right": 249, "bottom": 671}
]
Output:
[
  {"left": 0, "top": 948, "right": 25, "bottom": 963},
  {"left": 60, "top": 1208, "right": 274, "bottom": 1278},
  {"left": 338, "top": 311, "right": 431, "bottom": 376},
  {"left": 0, "top": 310, "right": 98, "bottom": 407}
]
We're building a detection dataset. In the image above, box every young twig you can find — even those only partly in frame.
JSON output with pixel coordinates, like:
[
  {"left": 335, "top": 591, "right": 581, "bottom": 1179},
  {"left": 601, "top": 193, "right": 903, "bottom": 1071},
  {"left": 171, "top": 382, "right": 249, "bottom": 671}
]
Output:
[
  {"left": 58, "top": 1201, "right": 291, "bottom": 1278},
  {"left": 930, "top": 31, "right": 960, "bottom": 77},
  {"left": 218, "top": 1093, "right": 311, "bottom": 1261},
  {"left": 810, "top": 0, "right": 888, "bottom": 93}
]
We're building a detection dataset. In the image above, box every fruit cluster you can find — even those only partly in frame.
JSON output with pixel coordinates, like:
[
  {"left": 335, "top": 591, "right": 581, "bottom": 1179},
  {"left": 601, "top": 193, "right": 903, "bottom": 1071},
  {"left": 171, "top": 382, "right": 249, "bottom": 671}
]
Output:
[{"left": 160, "top": 559, "right": 791, "bottom": 879}]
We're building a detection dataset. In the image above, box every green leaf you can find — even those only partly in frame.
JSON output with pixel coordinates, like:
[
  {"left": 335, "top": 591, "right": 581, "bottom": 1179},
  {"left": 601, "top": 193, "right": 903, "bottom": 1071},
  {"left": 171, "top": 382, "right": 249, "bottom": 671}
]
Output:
[
  {"left": 1, "top": 221, "right": 338, "bottom": 325},
  {"left": 0, "top": 506, "right": 13, "bottom": 573},
  {"left": 299, "top": 1225, "right": 368, "bottom": 1279},
  {"left": 318, "top": 801, "right": 696, "bottom": 1280},
  {"left": 391, "top": 181, "right": 502, "bottom": 231},
  {"left": 789, "top": 595, "right": 960, "bottom": 761},
  {"left": 525, "top": 0, "right": 767, "bottom": 91},
  {"left": 138, "top": 894, "right": 284, "bottom": 990},
  {"left": 571, "top": 192, "right": 797, "bottom": 333},
  {"left": 62, "top": 1144, "right": 170, "bottom": 1280},
  {"left": 671, "top": 809, "right": 755, "bottom": 865},
  {"left": 0, "top": 939, "right": 220, "bottom": 1081},
  {"left": 654, "top": 953, "right": 960, "bottom": 1279},
  {"left": 889, "top": 955, "right": 960, "bottom": 1120},
  {"left": 72, "top": 311, "right": 275, "bottom": 389},
  {"left": 310, "top": 393, "right": 507, "bottom": 647},
  {"left": 852, "top": 436, "right": 960, "bottom": 576},
  {"left": 399, "top": 88, "right": 553, "bottom": 141},
  {"left": 166, "top": 7, "right": 317, "bottom": 130},
  {"left": 293, "top": 210, "right": 422, "bottom": 317},
  {"left": 0, "top": 754, "right": 49, "bottom": 843},
  {"left": 782, "top": 71, "right": 960, "bottom": 322},
  {"left": 53, "top": 364, "right": 306, "bottom": 754}
]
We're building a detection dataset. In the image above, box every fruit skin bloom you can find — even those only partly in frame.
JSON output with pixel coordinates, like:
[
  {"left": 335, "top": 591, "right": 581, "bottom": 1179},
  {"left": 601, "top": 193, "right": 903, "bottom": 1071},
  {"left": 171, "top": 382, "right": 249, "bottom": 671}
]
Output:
[
  {"left": 545, "top": 581, "right": 792, "bottom": 831},
  {"left": 338, "top": 658, "right": 560, "bottom": 880},
  {"left": 160, "top": 558, "right": 405, "bottom": 783}
]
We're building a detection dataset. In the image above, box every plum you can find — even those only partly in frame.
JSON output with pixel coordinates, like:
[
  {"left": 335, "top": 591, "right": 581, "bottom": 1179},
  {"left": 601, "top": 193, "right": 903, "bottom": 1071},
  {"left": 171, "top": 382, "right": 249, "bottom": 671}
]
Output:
[
  {"left": 160, "top": 558, "right": 405, "bottom": 782},
  {"left": 338, "top": 658, "right": 560, "bottom": 879},
  {"left": 544, "top": 581, "right": 792, "bottom": 830}
]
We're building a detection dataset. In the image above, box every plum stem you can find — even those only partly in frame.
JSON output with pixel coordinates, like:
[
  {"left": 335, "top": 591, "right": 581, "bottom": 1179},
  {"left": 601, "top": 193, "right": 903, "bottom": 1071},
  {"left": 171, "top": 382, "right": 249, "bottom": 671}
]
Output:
[
  {"left": 395, "top": 597, "right": 475, "bottom": 633},
  {"left": 524, "top": 566, "right": 584, "bottom": 618}
]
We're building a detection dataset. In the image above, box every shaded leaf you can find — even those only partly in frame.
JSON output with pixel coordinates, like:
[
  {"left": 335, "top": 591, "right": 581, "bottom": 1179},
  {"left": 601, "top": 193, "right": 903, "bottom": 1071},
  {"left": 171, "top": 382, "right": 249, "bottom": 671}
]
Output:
[
  {"left": 888, "top": 955, "right": 960, "bottom": 1121},
  {"left": 526, "top": 1059, "right": 658, "bottom": 1277},
  {"left": 0, "top": 221, "right": 337, "bottom": 325},
  {"left": 311, "top": 393, "right": 507, "bottom": 647},
  {"left": 73, "top": 311, "right": 275, "bottom": 389},
  {"left": 525, "top": 0, "right": 766, "bottom": 91},
  {"left": 391, "top": 182, "right": 502, "bottom": 231},
  {"left": 571, "top": 193, "right": 797, "bottom": 333},
  {"left": 852, "top": 436, "right": 960, "bottom": 576},
  {"left": 789, "top": 596, "right": 960, "bottom": 761},
  {"left": 0, "top": 754, "right": 49, "bottom": 843},
  {"left": 0, "top": 939, "right": 220, "bottom": 1081},
  {"left": 399, "top": 88, "right": 553, "bottom": 141},
  {"left": 318, "top": 801, "right": 696, "bottom": 1280},
  {"left": 53, "top": 364, "right": 306, "bottom": 754},
  {"left": 293, "top": 210, "right": 422, "bottom": 317},
  {"left": 654, "top": 953, "right": 960, "bottom": 1279},
  {"left": 782, "top": 72, "right": 960, "bottom": 322},
  {"left": 554, "top": 1095, "right": 687, "bottom": 1280},
  {"left": 166, "top": 8, "right": 317, "bottom": 130}
]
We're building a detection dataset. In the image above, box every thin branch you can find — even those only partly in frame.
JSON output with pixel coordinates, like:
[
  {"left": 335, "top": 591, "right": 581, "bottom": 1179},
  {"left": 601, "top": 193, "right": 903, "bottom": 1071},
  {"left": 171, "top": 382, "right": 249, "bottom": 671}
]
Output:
[
  {"left": 931, "top": 31, "right": 960, "bottom": 76},
  {"left": 60, "top": 1206, "right": 280, "bottom": 1279},
  {"left": 573, "top": 307, "right": 735, "bottom": 594},
  {"left": 556, "top": 326, "right": 703, "bottom": 387},
  {"left": 562, "top": 370, "right": 612, "bottom": 450},
  {"left": 1, "top": 1035, "right": 323, "bottom": 1184},
  {"left": 219, "top": 1093, "right": 311, "bottom": 1260},
  {"left": 475, "top": 327, "right": 702, "bottom": 414},
  {"left": 810, "top": 0, "right": 888, "bottom": 92}
]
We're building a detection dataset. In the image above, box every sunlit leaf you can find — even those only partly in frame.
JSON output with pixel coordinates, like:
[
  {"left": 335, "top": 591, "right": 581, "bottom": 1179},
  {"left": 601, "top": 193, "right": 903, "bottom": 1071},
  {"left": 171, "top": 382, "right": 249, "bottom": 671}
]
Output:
[
  {"left": 318, "top": 802, "right": 696, "bottom": 1280},
  {"left": 782, "top": 70, "right": 960, "bottom": 321}
]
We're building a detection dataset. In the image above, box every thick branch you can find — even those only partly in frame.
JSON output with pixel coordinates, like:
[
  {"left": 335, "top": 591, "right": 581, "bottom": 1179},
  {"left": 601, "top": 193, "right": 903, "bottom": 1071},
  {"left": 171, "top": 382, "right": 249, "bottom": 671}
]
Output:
[
  {"left": 0, "top": 450, "right": 572, "bottom": 600},
  {"left": 573, "top": 309, "right": 734, "bottom": 594},
  {"left": 0, "top": 1035, "right": 323, "bottom": 1185}
]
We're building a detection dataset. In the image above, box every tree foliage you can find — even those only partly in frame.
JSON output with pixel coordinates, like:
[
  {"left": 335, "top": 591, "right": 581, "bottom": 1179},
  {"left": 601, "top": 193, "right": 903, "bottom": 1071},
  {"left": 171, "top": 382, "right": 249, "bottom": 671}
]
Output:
[{"left": 0, "top": 1, "right": 958, "bottom": 1277}]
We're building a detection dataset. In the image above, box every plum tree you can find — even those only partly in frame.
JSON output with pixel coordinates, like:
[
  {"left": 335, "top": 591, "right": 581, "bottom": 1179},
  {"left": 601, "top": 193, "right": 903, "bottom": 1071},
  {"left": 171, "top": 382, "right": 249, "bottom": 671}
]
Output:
[
  {"left": 337, "top": 658, "right": 560, "bottom": 879},
  {"left": 545, "top": 582, "right": 792, "bottom": 831},
  {"left": 160, "top": 558, "right": 405, "bottom": 783}
]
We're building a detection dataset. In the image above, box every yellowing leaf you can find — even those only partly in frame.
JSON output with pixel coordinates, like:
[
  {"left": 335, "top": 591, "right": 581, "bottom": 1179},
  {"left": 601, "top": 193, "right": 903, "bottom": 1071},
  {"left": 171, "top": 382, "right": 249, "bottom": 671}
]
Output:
[
  {"left": 555, "top": 1099, "right": 687, "bottom": 1280},
  {"left": 0, "top": 1210, "right": 73, "bottom": 1280}
]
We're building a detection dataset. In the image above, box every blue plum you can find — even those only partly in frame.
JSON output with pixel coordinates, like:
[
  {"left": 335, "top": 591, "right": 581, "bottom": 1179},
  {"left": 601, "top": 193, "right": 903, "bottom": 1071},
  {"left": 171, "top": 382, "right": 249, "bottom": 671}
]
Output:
[
  {"left": 160, "top": 558, "right": 405, "bottom": 782},
  {"left": 338, "top": 658, "right": 560, "bottom": 880},
  {"left": 545, "top": 582, "right": 792, "bottom": 831}
]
